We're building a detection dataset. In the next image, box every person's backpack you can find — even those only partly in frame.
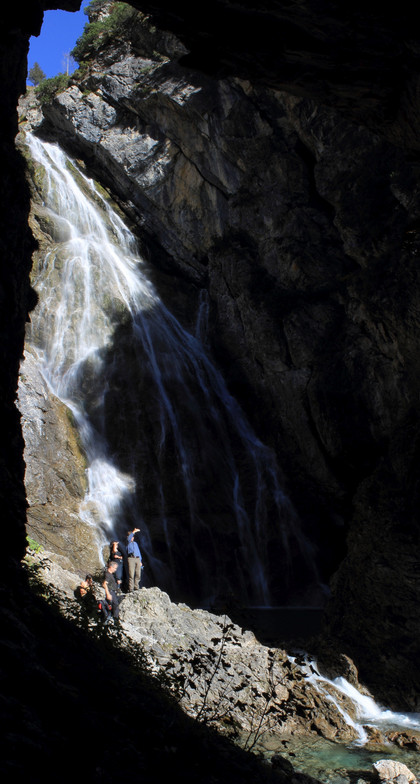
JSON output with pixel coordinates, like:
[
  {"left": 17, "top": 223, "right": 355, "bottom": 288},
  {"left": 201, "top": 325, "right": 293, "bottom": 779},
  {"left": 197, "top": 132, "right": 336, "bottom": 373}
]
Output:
[{"left": 97, "top": 598, "right": 112, "bottom": 620}]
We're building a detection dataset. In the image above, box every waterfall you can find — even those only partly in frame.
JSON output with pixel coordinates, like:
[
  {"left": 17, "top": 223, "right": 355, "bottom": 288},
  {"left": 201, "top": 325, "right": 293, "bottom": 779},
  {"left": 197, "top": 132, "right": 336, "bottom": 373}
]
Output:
[{"left": 25, "top": 132, "right": 320, "bottom": 605}]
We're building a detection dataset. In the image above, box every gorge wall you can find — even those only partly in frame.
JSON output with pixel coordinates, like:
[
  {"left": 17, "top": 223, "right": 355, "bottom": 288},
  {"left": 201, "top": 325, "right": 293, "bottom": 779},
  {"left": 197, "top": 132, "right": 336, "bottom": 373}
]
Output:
[{"left": 2, "top": 0, "right": 420, "bottom": 710}]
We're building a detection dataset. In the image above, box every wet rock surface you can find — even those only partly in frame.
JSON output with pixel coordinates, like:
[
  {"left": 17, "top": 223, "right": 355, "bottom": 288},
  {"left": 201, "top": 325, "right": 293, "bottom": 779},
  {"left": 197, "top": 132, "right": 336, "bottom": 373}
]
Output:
[{"left": 387, "top": 733, "right": 420, "bottom": 753}]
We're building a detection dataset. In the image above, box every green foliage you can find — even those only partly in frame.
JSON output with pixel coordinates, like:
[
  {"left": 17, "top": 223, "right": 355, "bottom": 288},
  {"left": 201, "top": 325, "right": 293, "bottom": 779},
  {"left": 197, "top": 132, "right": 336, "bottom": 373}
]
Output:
[
  {"left": 84, "top": 0, "right": 107, "bottom": 15},
  {"left": 71, "top": 2, "right": 136, "bottom": 63},
  {"left": 72, "top": 63, "right": 89, "bottom": 82},
  {"left": 26, "top": 536, "right": 43, "bottom": 554},
  {"left": 28, "top": 61, "right": 46, "bottom": 86},
  {"left": 35, "top": 73, "right": 71, "bottom": 105}
]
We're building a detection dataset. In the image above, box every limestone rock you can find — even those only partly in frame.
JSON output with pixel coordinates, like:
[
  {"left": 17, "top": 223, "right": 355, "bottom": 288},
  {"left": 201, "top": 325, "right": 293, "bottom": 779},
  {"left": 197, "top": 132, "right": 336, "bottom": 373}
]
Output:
[
  {"left": 387, "top": 732, "right": 420, "bottom": 752},
  {"left": 373, "top": 760, "right": 417, "bottom": 783},
  {"left": 17, "top": 348, "right": 101, "bottom": 572},
  {"left": 25, "top": 546, "right": 82, "bottom": 597},
  {"left": 26, "top": 549, "right": 360, "bottom": 747}
]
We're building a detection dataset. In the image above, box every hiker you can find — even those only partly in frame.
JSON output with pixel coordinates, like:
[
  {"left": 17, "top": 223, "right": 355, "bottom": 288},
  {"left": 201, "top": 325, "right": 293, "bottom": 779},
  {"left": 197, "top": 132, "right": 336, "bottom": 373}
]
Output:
[
  {"left": 109, "top": 539, "right": 124, "bottom": 588},
  {"left": 116, "top": 536, "right": 129, "bottom": 592},
  {"left": 127, "top": 526, "right": 142, "bottom": 592},
  {"left": 74, "top": 574, "right": 98, "bottom": 616},
  {"left": 102, "top": 560, "right": 124, "bottom": 623},
  {"left": 77, "top": 574, "right": 94, "bottom": 598}
]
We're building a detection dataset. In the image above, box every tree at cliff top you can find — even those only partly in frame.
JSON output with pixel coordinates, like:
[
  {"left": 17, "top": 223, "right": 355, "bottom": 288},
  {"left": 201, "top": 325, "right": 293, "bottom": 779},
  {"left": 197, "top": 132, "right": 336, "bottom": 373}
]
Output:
[{"left": 28, "top": 62, "right": 46, "bottom": 86}]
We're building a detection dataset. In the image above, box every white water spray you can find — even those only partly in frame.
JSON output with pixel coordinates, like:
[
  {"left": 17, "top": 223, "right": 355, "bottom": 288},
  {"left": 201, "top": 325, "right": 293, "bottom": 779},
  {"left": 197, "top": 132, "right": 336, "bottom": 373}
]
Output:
[{"left": 26, "top": 132, "right": 320, "bottom": 603}]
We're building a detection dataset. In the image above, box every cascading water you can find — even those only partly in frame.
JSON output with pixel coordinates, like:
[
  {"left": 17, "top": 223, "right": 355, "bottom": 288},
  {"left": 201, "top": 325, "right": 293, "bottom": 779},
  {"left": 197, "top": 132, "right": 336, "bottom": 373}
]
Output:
[
  {"left": 269, "top": 655, "right": 420, "bottom": 784},
  {"left": 296, "top": 655, "right": 420, "bottom": 745},
  {"left": 25, "top": 132, "right": 321, "bottom": 605}
]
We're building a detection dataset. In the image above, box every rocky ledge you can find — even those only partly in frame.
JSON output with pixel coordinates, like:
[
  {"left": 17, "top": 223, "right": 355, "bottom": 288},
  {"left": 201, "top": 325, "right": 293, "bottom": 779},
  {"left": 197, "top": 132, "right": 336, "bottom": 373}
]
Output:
[{"left": 24, "top": 545, "right": 420, "bottom": 773}]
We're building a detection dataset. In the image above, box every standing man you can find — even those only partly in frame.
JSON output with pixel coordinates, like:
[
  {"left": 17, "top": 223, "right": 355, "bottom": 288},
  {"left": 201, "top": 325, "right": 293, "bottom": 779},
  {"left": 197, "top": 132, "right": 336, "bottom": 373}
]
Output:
[
  {"left": 102, "top": 560, "right": 123, "bottom": 623},
  {"left": 109, "top": 540, "right": 124, "bottom": 588},
  {"left": 116, "top": 536, "right": 129, "bottom": 592},
  {"left": 127, "top": 527, "right": 142, "bottom": 592}
]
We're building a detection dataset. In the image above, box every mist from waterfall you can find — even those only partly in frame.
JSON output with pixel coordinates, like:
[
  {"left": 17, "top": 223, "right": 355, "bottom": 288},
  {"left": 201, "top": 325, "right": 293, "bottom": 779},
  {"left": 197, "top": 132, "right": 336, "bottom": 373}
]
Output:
[{"left": 25, "top": 132, "right": 321, "bottom": 606}]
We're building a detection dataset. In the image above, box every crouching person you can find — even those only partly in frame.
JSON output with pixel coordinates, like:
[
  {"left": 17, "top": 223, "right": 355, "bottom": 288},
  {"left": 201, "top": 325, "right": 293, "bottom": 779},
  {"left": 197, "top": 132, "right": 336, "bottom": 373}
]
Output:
[
  {"left": 102, "top": 560, "right": 124, "bottom": 624},
  {"left": 75, "top": 574, "right": 98, "bottom": 619}
]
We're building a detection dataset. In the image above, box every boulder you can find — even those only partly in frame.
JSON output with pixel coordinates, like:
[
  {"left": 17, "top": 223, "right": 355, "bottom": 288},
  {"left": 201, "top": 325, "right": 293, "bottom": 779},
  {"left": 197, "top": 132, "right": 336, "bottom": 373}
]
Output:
[{"left": 373, "top": 760, "right": 417, "bottom": 783}]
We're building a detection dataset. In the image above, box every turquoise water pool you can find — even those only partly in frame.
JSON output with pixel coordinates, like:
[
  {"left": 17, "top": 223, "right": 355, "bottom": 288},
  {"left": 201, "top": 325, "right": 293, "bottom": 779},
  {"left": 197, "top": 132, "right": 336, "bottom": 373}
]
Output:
[{"left": 258, "top": 733, "right": 420, "bottom": 783}]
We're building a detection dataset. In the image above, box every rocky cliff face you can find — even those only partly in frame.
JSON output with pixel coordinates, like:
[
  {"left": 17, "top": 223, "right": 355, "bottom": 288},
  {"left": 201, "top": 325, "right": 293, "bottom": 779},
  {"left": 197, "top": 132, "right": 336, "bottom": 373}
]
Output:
[
  {"left": 1, "top": 0, "right": 420, "bottom": 724},
  {"left": 17, "top": 347, "right": 100, "bottom": 567},
  {"left": 21, "top": 2, "right": 420, "bottom": 707}
]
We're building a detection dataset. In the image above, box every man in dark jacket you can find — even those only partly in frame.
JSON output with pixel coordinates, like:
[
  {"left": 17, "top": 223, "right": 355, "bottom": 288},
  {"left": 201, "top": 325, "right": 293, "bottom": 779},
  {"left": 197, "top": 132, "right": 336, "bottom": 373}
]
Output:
[{"left": 102, "top": 560, "right": 123, "bottom": 622}]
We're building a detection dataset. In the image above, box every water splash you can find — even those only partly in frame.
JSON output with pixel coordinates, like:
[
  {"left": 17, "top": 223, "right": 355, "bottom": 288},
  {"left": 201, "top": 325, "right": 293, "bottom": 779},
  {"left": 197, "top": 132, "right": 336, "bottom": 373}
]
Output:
[
  {"left": 26, "top": 132, "right": 319, "bottom": 604},
  {"left": 296, "top": 655, "right": 420, "bottom": 746}
]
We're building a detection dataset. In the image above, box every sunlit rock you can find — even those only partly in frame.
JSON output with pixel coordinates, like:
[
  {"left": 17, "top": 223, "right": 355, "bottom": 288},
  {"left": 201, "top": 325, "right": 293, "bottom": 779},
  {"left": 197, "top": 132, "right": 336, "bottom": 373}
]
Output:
[
  {"left": 18, "top": 348, "right": 100, "bottom": 571},
  {"left": 373, "top": 760, "right": 417, "bottom": 783}
]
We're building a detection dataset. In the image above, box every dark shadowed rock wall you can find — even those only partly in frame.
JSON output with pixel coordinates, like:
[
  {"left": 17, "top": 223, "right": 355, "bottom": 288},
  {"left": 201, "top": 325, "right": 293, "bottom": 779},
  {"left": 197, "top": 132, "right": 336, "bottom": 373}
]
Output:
[{"left": 0, "top": 1, "right": 82, "bottom": 573}]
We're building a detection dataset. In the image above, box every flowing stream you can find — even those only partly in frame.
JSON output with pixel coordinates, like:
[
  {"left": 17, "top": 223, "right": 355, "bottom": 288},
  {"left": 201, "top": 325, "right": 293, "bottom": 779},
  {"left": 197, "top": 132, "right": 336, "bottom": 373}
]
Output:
[{"left": 26, "top": 132, "right": 321, "bottom": 605}]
